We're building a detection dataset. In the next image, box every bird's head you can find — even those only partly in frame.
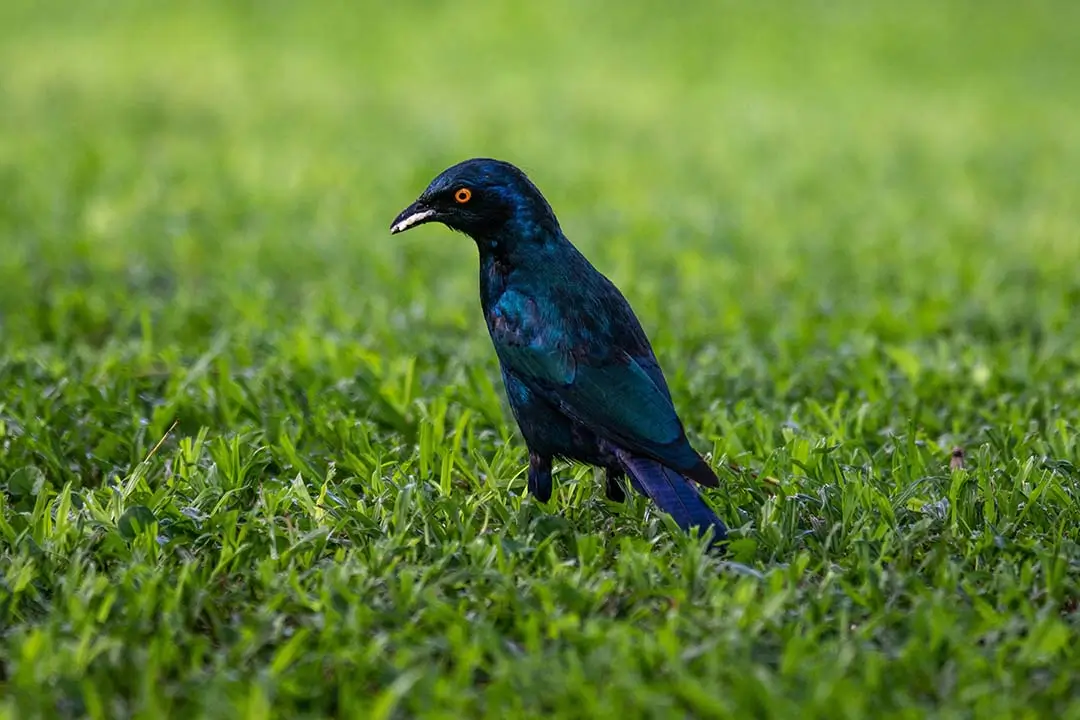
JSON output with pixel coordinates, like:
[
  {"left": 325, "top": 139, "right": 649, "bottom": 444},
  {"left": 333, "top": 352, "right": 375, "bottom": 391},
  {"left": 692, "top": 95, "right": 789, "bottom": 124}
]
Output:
[{"left": 390, "top": 158, "right": 560, "bottom": 245}]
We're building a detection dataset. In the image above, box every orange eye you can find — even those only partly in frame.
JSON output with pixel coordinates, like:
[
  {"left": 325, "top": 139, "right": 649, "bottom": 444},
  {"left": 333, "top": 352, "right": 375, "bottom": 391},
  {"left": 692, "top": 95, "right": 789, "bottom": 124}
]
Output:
[{"left": 454, "top": 188, "right": 472, "bottom": 203}]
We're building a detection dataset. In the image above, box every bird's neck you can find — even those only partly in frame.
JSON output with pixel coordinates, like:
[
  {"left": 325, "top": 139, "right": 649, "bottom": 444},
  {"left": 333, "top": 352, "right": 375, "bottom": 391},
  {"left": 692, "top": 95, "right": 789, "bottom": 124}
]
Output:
[
  {"left": 476, "top": 224, "right": 565, "bottom": 311},
  {"left": 476, "top": 212, "right": 565, "bottom": 261}
]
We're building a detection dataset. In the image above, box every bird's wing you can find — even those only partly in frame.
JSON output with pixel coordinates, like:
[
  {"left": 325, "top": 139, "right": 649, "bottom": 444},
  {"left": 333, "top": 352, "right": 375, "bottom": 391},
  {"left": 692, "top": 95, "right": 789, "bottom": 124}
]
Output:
[{"left": 489, "top": 291, "right": 693, "bottom": 467}]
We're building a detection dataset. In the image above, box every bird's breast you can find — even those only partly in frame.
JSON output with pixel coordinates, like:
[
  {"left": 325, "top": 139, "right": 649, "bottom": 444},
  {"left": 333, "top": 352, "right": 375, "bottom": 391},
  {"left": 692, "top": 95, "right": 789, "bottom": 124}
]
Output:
[
  {"left": 478, "top": 255, "right": 511, "bottom": 311},
  {"left": 486, "top": 289, "right": 542, "bottom": 341}
]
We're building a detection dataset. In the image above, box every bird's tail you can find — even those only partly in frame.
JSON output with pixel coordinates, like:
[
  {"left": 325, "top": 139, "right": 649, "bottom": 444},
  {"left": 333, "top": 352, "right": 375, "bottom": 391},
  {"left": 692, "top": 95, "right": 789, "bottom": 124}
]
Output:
[{"left": 616, "top": 450, "right": 728, "bottom": 549}]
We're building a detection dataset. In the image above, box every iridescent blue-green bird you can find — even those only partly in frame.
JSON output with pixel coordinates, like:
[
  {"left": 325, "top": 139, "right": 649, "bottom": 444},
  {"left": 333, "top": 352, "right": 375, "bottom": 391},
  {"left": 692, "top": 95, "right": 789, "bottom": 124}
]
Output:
[{"left": 390, "top": 158, "right": 727, "bottom": 548}]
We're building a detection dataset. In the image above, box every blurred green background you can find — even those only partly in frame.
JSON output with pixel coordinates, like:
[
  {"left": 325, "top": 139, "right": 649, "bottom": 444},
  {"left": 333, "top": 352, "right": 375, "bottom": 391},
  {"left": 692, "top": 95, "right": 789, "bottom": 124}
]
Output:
[
  {"left": 2, "top": 0, "right": 1080, "bottom": 716},
  {"left": 2, "top": 0, "right": 1078, "bottom": 361}
]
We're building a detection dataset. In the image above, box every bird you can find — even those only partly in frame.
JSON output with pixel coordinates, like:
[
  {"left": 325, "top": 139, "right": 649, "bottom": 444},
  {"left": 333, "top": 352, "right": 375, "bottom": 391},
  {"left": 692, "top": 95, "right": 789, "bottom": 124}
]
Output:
[{"left": 390, "top": 158, "right": 727, "bottom": 549}]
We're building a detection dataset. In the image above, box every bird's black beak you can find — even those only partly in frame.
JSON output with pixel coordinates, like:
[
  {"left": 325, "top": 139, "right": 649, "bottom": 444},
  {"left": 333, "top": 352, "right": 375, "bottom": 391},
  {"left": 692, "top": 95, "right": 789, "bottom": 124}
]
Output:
[{"left": 390, "top": 199, "right": 436, "bottom": 235}]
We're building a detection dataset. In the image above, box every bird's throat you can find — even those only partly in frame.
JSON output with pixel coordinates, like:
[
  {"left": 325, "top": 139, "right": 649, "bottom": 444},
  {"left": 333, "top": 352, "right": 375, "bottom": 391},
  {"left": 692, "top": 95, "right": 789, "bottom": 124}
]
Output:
[{"left": 478, "top": 251, "right": 512, "bottom": 314}]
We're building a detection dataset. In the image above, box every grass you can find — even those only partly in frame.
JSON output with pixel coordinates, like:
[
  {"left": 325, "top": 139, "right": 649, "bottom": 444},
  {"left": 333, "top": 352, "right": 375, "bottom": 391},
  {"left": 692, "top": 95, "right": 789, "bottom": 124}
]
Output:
[{"left": 2, "top": 0, "right": 1080, "bottom": 716}]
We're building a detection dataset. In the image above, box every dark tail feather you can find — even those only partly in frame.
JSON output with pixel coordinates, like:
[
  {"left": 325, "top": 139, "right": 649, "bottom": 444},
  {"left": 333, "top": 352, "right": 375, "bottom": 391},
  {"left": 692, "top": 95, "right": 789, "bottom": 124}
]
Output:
[
  {"left": 616, "top": 450, "right": 728, "bottom": 549},
  {"left": 685, "top": 457, "right": 720, "bottom": 488}
]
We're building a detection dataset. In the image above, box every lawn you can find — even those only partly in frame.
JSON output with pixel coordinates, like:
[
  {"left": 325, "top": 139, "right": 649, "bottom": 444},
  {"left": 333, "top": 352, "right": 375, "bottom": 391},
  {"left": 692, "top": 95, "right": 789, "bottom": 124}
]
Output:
[{"left": 2, "top": 0, "right": 1080, "bottom": 717}]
